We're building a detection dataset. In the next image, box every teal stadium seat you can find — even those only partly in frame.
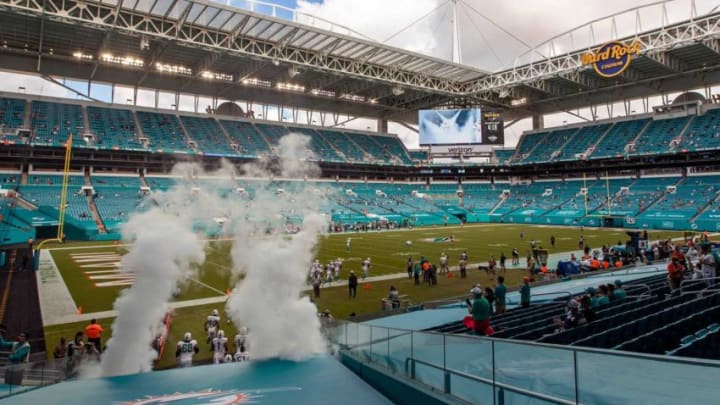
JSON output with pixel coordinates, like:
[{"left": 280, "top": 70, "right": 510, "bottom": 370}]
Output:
[
  {"left": 180, "top": 116, "right": 237, "bottom": 157},
  {"left": 87, "top": 107, "right": 145, "bottom": 151},
  {"left": 136, "top": 111, "right": 193, "bottom": 153},
  {"left": 30, "top": 101, "right": 85, "bottom": 147},
  {"left": 219, "top": 120, "right": 272, "bottom": 158}
]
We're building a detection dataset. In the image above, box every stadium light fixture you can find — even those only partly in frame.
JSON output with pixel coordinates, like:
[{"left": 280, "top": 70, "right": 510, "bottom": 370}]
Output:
[
  {"left": 310, "top": 89, "right": 335, "bottom": 97},
  {"left": 200, "top": 70, "right": 233, "bottom": 82},
  {"left": 392, "top": 86, "right": 404, "bottom": 96},
  {"left": 276, "top": 82, "right": 305, "bottom": 92},
  {"left": 510, "top": 97, "right": 527, "bottom": 106},
  {"left": 241, "top": 78, "right": 272, "bottom": 88},
  {"left": 272, "top": 59, "right": 280, "bottom": 66},
  {"left": 288, "top": 66, "right": 300, "bottom": 78},
  {"left": 340, "top": 94, "right": 366, "bottom": 103},
  {"left": 100, "top": 53, "right": 143, "bottom": 67},
  {"left": 73, "top": 51, "right": 93, "bottom": 60},
  {"left": 156, "top": 63, "right": 191, "bottom": 75}
]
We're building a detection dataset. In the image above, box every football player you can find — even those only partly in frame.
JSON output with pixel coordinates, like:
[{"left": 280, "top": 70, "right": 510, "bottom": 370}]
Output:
[{"left": 176, "top": 332, "right": 199, "bottom": 368}]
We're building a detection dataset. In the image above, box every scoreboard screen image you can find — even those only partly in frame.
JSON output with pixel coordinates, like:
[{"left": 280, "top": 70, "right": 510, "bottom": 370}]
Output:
[{"left": 419, "top": 108, "right": 504, "bottom": 146}]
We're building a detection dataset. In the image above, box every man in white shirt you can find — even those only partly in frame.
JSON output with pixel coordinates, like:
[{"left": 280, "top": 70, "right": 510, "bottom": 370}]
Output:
[{"left": 698, "top": 245, "right": 716, "bottom": 287}]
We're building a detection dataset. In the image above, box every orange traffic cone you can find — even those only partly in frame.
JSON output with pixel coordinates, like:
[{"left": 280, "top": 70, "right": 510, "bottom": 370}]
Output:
[
  {"left": 447, "top": 272, "right": 453, "bottom": 278},
  {"left": 77, "top": 306, "right": 82, "bottom": 315},
  {"left": 364, "top": 283, "right": 372, "bottom": 290}
]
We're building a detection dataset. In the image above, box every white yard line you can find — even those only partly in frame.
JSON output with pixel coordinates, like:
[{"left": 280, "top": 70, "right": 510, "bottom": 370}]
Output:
[{"left": 36, "top": 250, "right": 79, "bottom": 326}]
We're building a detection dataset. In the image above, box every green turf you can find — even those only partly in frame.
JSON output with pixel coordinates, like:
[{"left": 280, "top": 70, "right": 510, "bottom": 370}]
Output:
[
  {"left": 49, "top": 241, "right": 235, "bottom": 313},
  {"left": 44, "top": 304, "right": 238, "bottom": 369},
  {"left": 49, "top": 225, "right": 682, "bottom": 313},
  {"left": 43, "top": 224, "right": 685, "bottom": 366}
]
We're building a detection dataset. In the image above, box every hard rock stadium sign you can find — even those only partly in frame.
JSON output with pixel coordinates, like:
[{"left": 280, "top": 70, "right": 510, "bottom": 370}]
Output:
[{"left": 581, "top": 41, "right": 642, "bottom": 78}]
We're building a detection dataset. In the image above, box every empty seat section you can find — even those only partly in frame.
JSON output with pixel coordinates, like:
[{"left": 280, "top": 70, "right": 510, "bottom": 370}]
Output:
[
  {"left": 589, "top": 118, "right": 649, "bottom": 159},
  {"left": 254, "top": 123, "right": 285, "bottom": 148},
  {"left": 350, "top": 133, "right": 393, "bottom": 164},
  {"left": 371, "top": 135, "right": 413, "bottom": 165},
  {"left": 318, "top": 130, "right": 368, "bottom": 162},
  {"left": 594, "top": 178, "right": 669, "bottom": 217},
  {"left": 136, "top": 111, "right": 191, "bottom": 153},
  {"left": 286, "top": 126, "right": 344, "bottom": 162},
  {"left": 219, "top": 120, "right": 271, "bottom": 157},
  {"left": 553, "top": 124, "right": 611, "bottom": 162},
  {"left": 631, "top": 116, "right": 690, "bottom": 156},
  {"left": 180, "top": 116, "right": 236, "bottom": 156},
  {"left": 524, "top": 128, "right": 578, "bottom": 163},
  {"left": 87, "top": 107, "right": 144, "bottom": 150},
  {"left": 493, "top": 149, "right": 514, "bottom": 165},
  {"left": 0, "top": 97, "right": 26, "bottom": 136},
  {"left": 679, "top": 108, "right": 720, "bottom": 152},
  {"left": 30, "top": 101, "right": 85, "bottom": 146},
  {"left": 20, "top": 175, "right": 94, "bottom": 225},
  {"left": 510, "top": 131, "right": 549, "bottom": 164}
]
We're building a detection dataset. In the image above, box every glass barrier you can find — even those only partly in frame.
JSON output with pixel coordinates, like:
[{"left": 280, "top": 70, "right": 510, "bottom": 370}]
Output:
[
  {"left": 0, "top": 358, "right": 64, "bottom": 399},
  {"left": 328, "top": 321, "right": 720, "bottom": 405}
]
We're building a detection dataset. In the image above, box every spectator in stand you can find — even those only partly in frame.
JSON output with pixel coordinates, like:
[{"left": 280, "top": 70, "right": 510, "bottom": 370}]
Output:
[
  {"left": 85, "top": 319, "right": 104, "bottom": 353},
  {"left": 579, "top": 295, "right": 596, "bottom": 323},
  {"left": 484, "top": 287, "right": 495, "bottom": 314},
  {"left": 520, "top": 277, "right": 531, "bottom": 308},
  {"left": 467, "top": 285, "right": 491, "bottom": 335},
  {"left": 53, "top": 337, "right": 67, "bottom": 360},
  {"left": 1, "top": 331, "right": 30, "bottom": 364},
  {"left": 613, "top": 280, "right": 627, "bottom": 301},
  {"left": 553, "top": 299, "right": 581, "bottom": 333},
  {"left": 495, "top": 276, "right": 507, "bottom": 315},
  {"left": 697, "top": 244, "right": 717, "bottom": 287},
  {"left": 348, "top": 271, "right": 358, "bottom": 298},
  {"left": 607, "top": 283, "right": 616, "bottom": 301},
  {"left": 596, "top": 285, "right": 610, "bottom": 306},
  {"left": 586, "top": 287, "right": 600, "bottom": 308},
  {"left": 667, "top": 257, "right": 685, "bottom": 291},
  {"left": 66, "top": 331, "right": 86, "bottom": 377}
]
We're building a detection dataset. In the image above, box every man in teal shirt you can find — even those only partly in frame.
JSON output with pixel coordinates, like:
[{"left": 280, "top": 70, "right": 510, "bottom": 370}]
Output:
[
  {"left": 614, "top": 280, "right": 627, "bottom": 301},
  {"left": 495, "top": 276, "right": 508, "bottom": 314},
  {"left": 468, "top": 285, "right": 491, "bottom": 335},
  {"left": 1, "top": 331, "right": 31, "bottom": 364},
  {"left": 586, "top": 287, "right": 600, "bottom": 307},
  {"left": 520, "top": 277, "right": 531, "bottom": 308}
]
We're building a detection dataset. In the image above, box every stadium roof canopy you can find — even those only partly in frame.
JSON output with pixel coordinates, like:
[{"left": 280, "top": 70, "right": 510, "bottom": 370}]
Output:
[{"left": 1, "top": 0, "right": 720, "bottom": 123}]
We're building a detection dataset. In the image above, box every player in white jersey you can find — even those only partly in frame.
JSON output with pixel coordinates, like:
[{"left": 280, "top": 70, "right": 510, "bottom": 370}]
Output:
[
  {"left": 333, "top": 259, "right": 342, "bottom": 280},
  {"left": 233, "top": 326, "right": 250, "bottom": 362},
  {"left": 362, "top": 257, "right": 371, "bottom": 280},
  {"left": 204, "top": 309, "right": 221, "bottom": 345},
  {"left": 439, "top": 252, "right": 449, "bottom": 274},
  {"left": 175, "top": 332, "right": 199, "bottom": 368},
  {"left": 212, "top": 330, "right": 229, "bottom": 364}
]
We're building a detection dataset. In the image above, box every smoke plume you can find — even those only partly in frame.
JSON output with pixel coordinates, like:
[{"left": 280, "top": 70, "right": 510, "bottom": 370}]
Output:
[{"left": 93, "top": 133, "right": 329, "bottom": 376}]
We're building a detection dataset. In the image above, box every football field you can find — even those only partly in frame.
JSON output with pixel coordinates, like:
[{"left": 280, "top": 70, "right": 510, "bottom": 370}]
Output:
[
  {"left": 48, "top": 223, "right": 681, "bottom": 314},
  {"left": 43, "top": 224, "right": 683, "bottom": 367}
]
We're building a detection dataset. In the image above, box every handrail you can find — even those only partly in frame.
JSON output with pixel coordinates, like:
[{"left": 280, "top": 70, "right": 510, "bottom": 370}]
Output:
[
  {"left": 680, "top": 276, "right": 720, "bottom": 293},
  {"left": 406, "top": 356, "right": 579, "bottom": 405},
  {"left": 332, "top": 320, "right": 720, "bottom": 367}
]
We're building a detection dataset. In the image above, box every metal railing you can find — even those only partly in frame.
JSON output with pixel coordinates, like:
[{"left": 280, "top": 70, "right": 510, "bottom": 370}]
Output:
[
  {"left": 0, "top": 358, "right": 64, "bottom": 398},
  {"left": 329, "top": 320, "right": 720, "bottom": 405}
]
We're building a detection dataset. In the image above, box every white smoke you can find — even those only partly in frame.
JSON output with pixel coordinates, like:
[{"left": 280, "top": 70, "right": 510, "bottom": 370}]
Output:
[
  {"left": 226, "top": 133, "right": 329, "bottom": 360},
  {"left": 88, "top": 133, "right": 328, "bottom": 376},
  {"left": 97, "top": 178, "right": 207, "bottom": 377}
]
